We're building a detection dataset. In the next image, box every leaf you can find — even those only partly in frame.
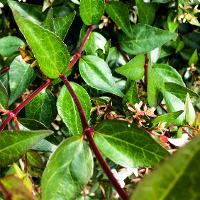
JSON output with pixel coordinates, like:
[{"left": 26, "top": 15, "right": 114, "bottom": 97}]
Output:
[
  {"left": 57, "top": 82, "right": 91, "bottom": 135},
  {"left": 8, "top": 0, "right": 44, "bottom": 24},
  {"left": 94, "top": 120, "right": 169, "bottom": 168},
  {"left": 0, "top": 80, "right": 8, "bottom": 109},
  {"left": 25, "top": 89, "right": 57, "bottom": 127},
  {"left": 115, "top": 54, "right": 145, "bottom": 80},
  {"left": 0, "top": 36, "right": 25, "bottom": 57},
  {"left": 9, "top": 56, "right": 35, "bottom": 105},
  {"left": 148, "top": 64, "right": 185, "bottom": 124},
  {"left": 185, "top": 93, "right": 196, "bottom": 126},
  {"left": 165, "top": 82, "right": 199, "bottom": 100},
  {"left": 188, "top": 49, "right": 198, "bottom": 65},
  {"left": 135, "top": 0, "right": 157, "bottom": 25},
  {"left": 42, "top": 136, "right": 93, "bottom": 200},
  {"left": 80, "top": 0, "right": 104, "bottom": 25},
  {"left": 152, "top": 110, "right": 184, "bottom": 125},
  {"left": 119, "top": 24, "right": 177, "bottom": 55},
  {"left": 123, "top": 81, "right": 139, "bottom": 104},
  {"left": 42, "top": 8, "right": 76, "bottom": 40},
  {"left": 0, "top": 130, "right": 52, "bottom": 167},
  {"left": 105, "top": 1, "right": 132, "bottom": 37},
  {"left": 0, "top": 176, "right": 36, "bottom": 200},
  {"left": 79, "top": 55, "right": 124, "bottom": 97},
  {"left": 84, "top": 32, "right": 107, "bottom": 55},
  {"left": 9, "top": 5, "right": 70, "bottom": 79},
  {"left": 131, "top": 135, "right": 200, "bottom": 200}
]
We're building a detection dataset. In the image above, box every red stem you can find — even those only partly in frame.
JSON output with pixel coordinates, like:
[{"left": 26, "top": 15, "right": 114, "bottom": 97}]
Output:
[
  {"left": 67, "top": 25, "right": 94, "bottom": 71},
  {"left": 60, "top": 74, "right": 128, "bottom": 200},
  {"left": 0, "top": 79, "right": 51, "bottom": 131},
  {"left": 116, "top": 43, "right": 129, "bottom": 62},
  {"left": 144, "top": 54, "right": 149, "bottom": 91},
  {"left": 0, "top": 66, "right": 10, "bottom": 75}
]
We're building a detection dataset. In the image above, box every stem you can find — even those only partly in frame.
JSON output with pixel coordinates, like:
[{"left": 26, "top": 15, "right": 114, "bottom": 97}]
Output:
[
  {"left": 0, "top": 66, "right": 10, "bottom": 75},
  {"left": 0, "top": 79, "right": 51, "bottom": 132},
  {"left": 67, "top": 25, "right": 94, "bottom": 71},
  {"left": 59, "top": 74, "right": 89, "bottom": 130},
  {"left": 116, "top": 43, "right": 129, "bottom": 62},
  {"left": 84, "top": 128, "right": 128, "bottom": 200},
  {"left": 144, "top": 54, "right": 149, "bottom": 91},
  {"left": 60, "top": 74, "right": 128, "bottom": 200}
]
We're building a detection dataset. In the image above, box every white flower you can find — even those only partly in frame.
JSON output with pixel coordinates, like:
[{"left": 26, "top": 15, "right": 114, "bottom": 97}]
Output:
[
  {"left": 0, "top": 2, "right": 4, "bottom": 14},
  {"left": 168, "top": 133, "right": 189, "bottom": 147}
]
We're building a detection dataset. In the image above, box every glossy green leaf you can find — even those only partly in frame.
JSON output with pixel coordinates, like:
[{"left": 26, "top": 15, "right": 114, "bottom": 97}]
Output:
[
  {"left": 115, "top": 54, "right": 145, "bottom": 80},
  {"left": 185, "top": 93, "right": 196, "bottom": 126},
  {"left": 84, "top": 32, "right": 107, "bottom": 55},
  {"left": 80, "top": 0, "right": 104, "bottom": 25},
  {"left": 42, "top": 8, "right": 76, "bottom": 40},
  {"left": 0, "top": 130, "right": 52, "bottom": 167},
  {"left": 119, "top": 24, "right": 177, "bottom": 55},
  {"left": 94, "top": 120, "right": 169, "bottom": 168},
  {"left": 9, "top": 56, "right": 35, "bottom": 105},
  {"left": 0, "top": 176, "right": 36, "bottom": 200},
  {"left": 79, "top": 55, "right": 124, "bottom": 97},
  {"left": 123, "top": 81, "right": 139, "bottom": 104},
  {"left": 25, "top": 89, "right": 57, "bottom": 127},
  {"left": 105, "top": 1, "right": 132, "bottom": 37},
  {"left": 57, "top": 82, "right": 91, "bottom": 135},
  {"left": 42, "top": 136, "right": 93, "bottom": 200},
  {"left": 0, "top": 80, "right": 8, "bottom": 109},
  {"left": 9, "top": 5, "right": 70, "bottom": 79},
  {"left": 165, "top": 82, "right": 199, "bottom": 100},
  {"left": 131, "top": 135, "right": 200, "bottom": 200},
  {"left": 135, "top": 0, "right": 157, "bottom": 25},
  {"left": 148, "top": 64, "right": 185, "bottom": 124},
  {"left": 152, "top": 110, "right": 184, "bottom": 125},
  {"left": 0, "top": 36, "right": 25, "bottom": 57},
  {"left": 8, "top": 0, "right": 44, "bottom": 24}
]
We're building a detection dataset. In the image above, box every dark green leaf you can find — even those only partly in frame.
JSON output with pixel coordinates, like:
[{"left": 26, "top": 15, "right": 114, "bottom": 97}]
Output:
[
  {"left": 148, "top": 64, "right": 185, "bottom": 124},
  {"left": 42, "top": 136, "right": 93, "bottom": 200},
  {"left": 9, "top": 5, "right": 70, "bottom": 78},
  {"left": 123, "top": 81, "right": 139, "bottom": 104},
  {"left": 57, "top": 82, "right": 91, "bottom": 135},
  {"left": 94, "top": 120, "right": 169, "bottom": 167},
  {"left": 105, "top": 1, "right": 132, "bottom": 37},
  {"left": 9, "top": 56, "right": 35, "bottom": 105},
  {"left": 115, "top": 54, "right": 145, "bottom": 80},
  {"left": 80, "top": 0, "right": 104, "bottom": 25},
  {"left": 0, "top": 36, "right": 25, "bottom": 57},
  {"left": 165, "top": 82, "right": 199, "bottom": 100},
  {"left": 25, "top": 89, "right": 57, "bottom": 127},
  {"left": 152, "top": 110, "right": 184, "bottom": 125},
  {"left": 27, "top": 150, "right": 44, "bottom": 168},
  {"left": 79, "top": 55, "right": 124, "bottom": 97},
  {"left": 0, "top": 130, "right": 52, "bottom": 167},
  {"left": 0, "top": 80, "right": 8, "bottom": 109},
  {"left": 119, "top": 24, "right": 177, "bottom": 55},
  {"left": 131, "top": 135, "right": 200, "bottom": 200},
  {"left": 135, "top": 0, "right": 157, "bottom": 25}
]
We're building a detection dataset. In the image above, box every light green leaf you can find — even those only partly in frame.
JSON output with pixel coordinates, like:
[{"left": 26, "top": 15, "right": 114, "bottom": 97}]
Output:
[
  {"left": 42, "top": 8, "right": 76, "bottom": 40},
  {"left": 188, "top": 49, "right": 198, "bottom": 66},
  {"left": 165, "top": 82, "right": 199, "bottom": 100},
  {"left": 123, "top": 81, "right": 139, "bottom": 104},
  {"left": 131, "top": 135, "right": 200, "bottom": 200},
  {"left": 94, "top": 120, "right": 169, "bottom": 168},
  {"left": 79, "top": 55, "right": 124, "bottom": 97},
  {"left": 0, "top": 80, "right": 8, "bottom": 109},
  {"left": 115, "top": 54, "right": 145, "bottom": 80},
  {"left": 42, "top": 136, "right": 93, "bottom": 200},
  {"left": 105, "top": 1, "right": 132, "bottom": 37},
  {"left": 0, "top": 36, "right": 25, "bottom": 57},
  {"left": 148, "top": 64, "right": 185, "bottom": 124},
  {"left": 0, "top": 130, "right": 52, "bottom": 167},
  {"left": 9, "top": 4, "right": 70, "bottom": 79},
  {"left": 25, "top": 89, "right": 57, "bottom": 127},
  {"left": 80, "top": 0, "right": 104, "bottom": 25},
  {"left": 57, "top": 82, "right": 91, "bottom": 135},
  {"left": 135, "top": 0, "right": 157, "bottom": 25},
  {"left": 9, "top": 56, "right": 35, "bottom": 105},
  {"left": 119, "top": 24, "right": 177, "bottom": 55},
  {"left": 185, "top": 93, "right": 196, "bottom": 126}
]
